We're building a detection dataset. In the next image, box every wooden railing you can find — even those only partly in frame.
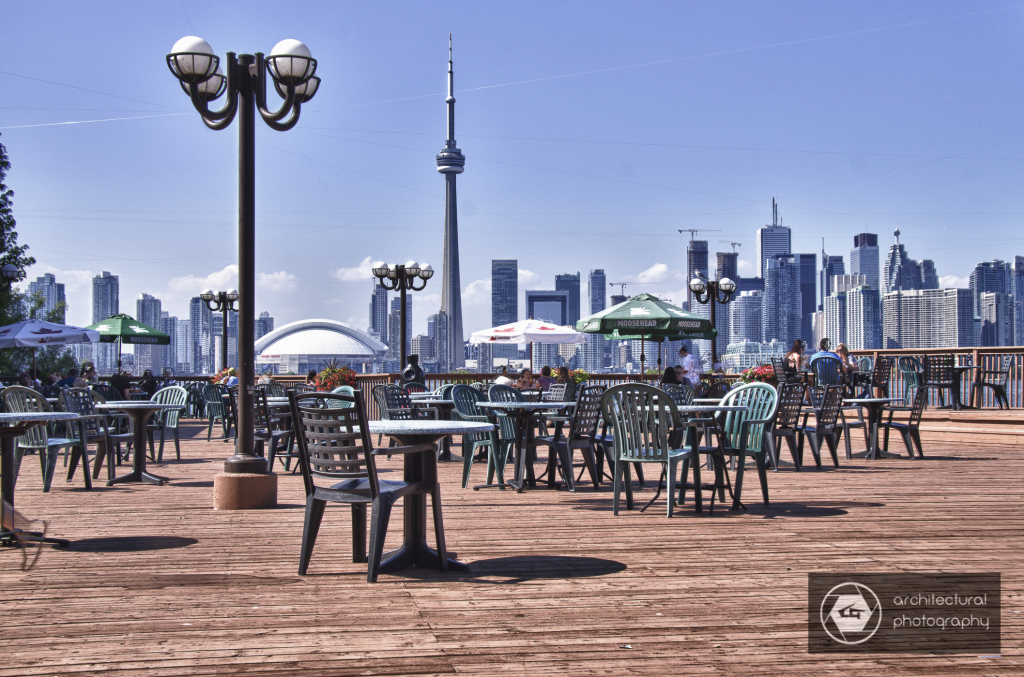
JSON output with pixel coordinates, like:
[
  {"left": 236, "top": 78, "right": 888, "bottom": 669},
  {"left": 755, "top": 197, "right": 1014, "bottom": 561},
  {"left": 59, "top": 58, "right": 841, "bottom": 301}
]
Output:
[{"left": 850, "top": 347, "right": 1022, "bottom": 408}]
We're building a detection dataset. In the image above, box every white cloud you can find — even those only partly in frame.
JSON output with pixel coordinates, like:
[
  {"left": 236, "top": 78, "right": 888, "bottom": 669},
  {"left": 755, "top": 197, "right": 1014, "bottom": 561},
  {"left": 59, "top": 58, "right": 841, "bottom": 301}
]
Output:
[
  {"left": 637, "top": 263, "right": 672, "bottom": 284},
  {"left": 940, "top": 275, "right": 969, "bottom": 289},
  {"left": 462, "top": 279, "right": 491, "bottom": 305},
  {"left": 334, "top": 256, "right": 383, "bottom": 282},
  {"left": 257, "top": 271, "right": 298, "bottom": 293},
  {"left": 167, "top": 264, "right": 238, "bottom": 294},
  {"left": 22, "top": 264, "right": 94, "bottom": 327},
  {"left": 737, "top": 259, "right": 755, "bottom": 275},
  {"left": 518, "top": 269, "right": 539, "bottom": 287}
]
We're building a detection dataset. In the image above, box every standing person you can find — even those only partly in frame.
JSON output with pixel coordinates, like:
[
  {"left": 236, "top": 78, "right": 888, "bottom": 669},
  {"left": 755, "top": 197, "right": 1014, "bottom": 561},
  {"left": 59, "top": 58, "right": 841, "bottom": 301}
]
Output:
[{"left": 677, "top": 345, "right": 700, "bottom": 387}]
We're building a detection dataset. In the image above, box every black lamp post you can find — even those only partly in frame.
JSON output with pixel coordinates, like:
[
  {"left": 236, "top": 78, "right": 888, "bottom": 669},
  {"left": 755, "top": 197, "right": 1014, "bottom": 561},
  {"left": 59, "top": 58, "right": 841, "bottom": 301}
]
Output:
[
  {"left": 688, "top": 275, "right": 737, "bottom": 371},
  {"left": 1, "top": 264, "right": 21, "bottom": 288},
  {"left": 371, "top": 262, "right": 434, "bottom": 371},
  {"left": 167, "top": 36, "right": 319, "bottom": 474},
  {"left": 200, "top": 289, "right": 239, "bottom": 372}
]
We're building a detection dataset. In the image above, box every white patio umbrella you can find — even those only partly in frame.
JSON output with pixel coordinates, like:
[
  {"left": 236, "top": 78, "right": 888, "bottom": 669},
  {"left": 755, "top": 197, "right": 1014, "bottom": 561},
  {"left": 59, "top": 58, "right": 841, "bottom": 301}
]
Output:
[
  {"left": 470, "top": 319, "right": 588, "bottom": 372},
  {"left": 0, "top": 320, "right": 100, "bottom": 377}
]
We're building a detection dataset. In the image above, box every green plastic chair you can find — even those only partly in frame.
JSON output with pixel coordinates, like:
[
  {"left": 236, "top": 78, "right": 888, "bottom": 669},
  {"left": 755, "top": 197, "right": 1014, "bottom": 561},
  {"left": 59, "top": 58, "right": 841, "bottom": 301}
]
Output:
[
  {"left": 451, "top": 385, "right": 510, "bottom": 488},
  {"left": 697, "top": 382, "right": 778, "bottom": 510},
  {"left": 1, "top": 385, "right": 91, "bottom": 492},
  {"left": 202, "top": 384, "right": 230, "bottom": 441},
  {"left": 327, "top": 385, "right": 356, "bottom": 408},
  {"left": 897, "top": 356, "right": 924, "bottom": 406},
  {"left": 146, "top": 386, "right": 188, "bottom": 462},
  {"left": 599, "top": 383, "right": 695, "bottom": 517}
]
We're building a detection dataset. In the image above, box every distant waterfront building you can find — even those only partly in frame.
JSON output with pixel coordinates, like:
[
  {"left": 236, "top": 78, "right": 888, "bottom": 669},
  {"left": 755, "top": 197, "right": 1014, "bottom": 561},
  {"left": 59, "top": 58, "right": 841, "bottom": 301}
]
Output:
[
  {"left": 411, "top": 334, "right": 436, "bottom": 360},
  {"left": 882, "top": 229, "right": 936, "bottom": 293},
  {"left": 755, "top": 199, "right": 791, "bottom": 277},
  {"left": 135, "top": 293, "right": 163, "bottom": 373},
  {"left": 429, "top": 312, "right": 452, "bottom": 373},
  {"left": 386, "top": 296, "right": 413, "bottom": 363},
  {"left": 819, "top": 251, "right": 844, "bottom": 310},
  {"left": 255, "top": 311, "right": 274, "bottom": 342},
  {"left": 850, "top": 233, "right": 880, "bottom": 290},
  {"left": 587, "top": 268, "right": 607, "bottom": 369},
  {"left": 555, "top": 272, "right": 581, "bottom": 328},
  {"left": 797, "top": 253, "right": 816, "bottom": 345},
  {"left": 525, "top": 290, "right": 568, "bottom": 326},
  {"left": 368, "top": 281, "right": 388, "bottom": 344},
  {"left": 980, "top": 291, "right": 1014, "bottom": 347},
  {"left": 721, "top": 340, "right": 787, "bottom": 373},
  {"left": 176, "top": 318, "right": 192, "bottom": 374},
  {"left": 763, "top": 255, "right": 802, "bottom": 344},
  {"left": 588, "top": 269, "right": 607, "bottom": 315},
  {"left": 716, "top": 251, "right": 738, "bottom": 282},
  {"left": 687, "top": 240, "right": 711, "bottom": 359},
  {"left": 823, "top": 292, "right": 847, "bottom": 347},
  {"left": 920, "top": 260, "right": 939, "bottom": 289},
  {"left": 189, "top": 296, "right": 213, "bottom": 375},
  {"left": 610, "top": 294, "right": 627, "bottom": 307},
  {"left": 833, "top": 274, "right": 868, "bottom": 294},
  {"left": 883, "top": 289, "right": 975, "bottom": 349},
  {"left": 491, "top": 260, "right": 518, "bottom": 326},
  {"left": 92, "top": 271, "right": 119, "bottom": 373},
  {"left": 969, "top": 260, "right": 1011, "bottom": 319},
  {"left": 27, "top": 273, "right": 65, "bottom": 322},
  {"left": 161, "top": 312, "right": 178, "bottom": 374},
  {"left": 736, "top": 277, "right": 764, "bottom": 296},
  {"left": 847, "top": 286, "right": 882, "bottom": 350},
  {"left": 1013, "top": 256, "right": 1024, "bottom": 346},
  {"left": 729, "top": 291, "right": 763, "bottom": 345}
]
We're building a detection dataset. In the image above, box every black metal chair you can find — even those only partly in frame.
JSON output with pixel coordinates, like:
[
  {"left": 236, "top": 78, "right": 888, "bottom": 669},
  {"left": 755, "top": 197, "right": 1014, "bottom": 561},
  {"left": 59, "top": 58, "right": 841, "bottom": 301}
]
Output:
[
  {"left": 289, "top": 390, "right": 444, "bottom": 582},
  {"left": 772, "top": 357, "right": 801, "bottom": 385},
  {"left": 880, "top": 388, "right": 927, "bottom": 458},
  {"left": 923, "top": 354, "right": 958, "bottom": 409},
  {"left": 59, "top": 388, "right": 131, "bottom": 482},
  {"left": 859, "top": 355, "right": 893, "bottom": 399},
  {"left": 971, "top": 355, "right": 1012, "bottom": 409},
  {"left": 534, "top": 384, "right": 605, "bottom": 490},
  {"left": 798, "top": 384, "right": 844, "bottom": 469},
  {"left": 91, "top": 383, "right": 122, "bottom": 402},
  {"left": 768, "top": 382, "right": 805, "bottom": 471}
]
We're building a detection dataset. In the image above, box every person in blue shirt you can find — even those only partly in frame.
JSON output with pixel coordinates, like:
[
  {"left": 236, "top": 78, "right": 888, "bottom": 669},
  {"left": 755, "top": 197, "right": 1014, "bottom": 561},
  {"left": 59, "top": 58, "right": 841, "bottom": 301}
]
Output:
[
  {"left": 809, "top": 339, "right": 845, "bottom": 370},
  {"left": 55, "top": 368, "right": 79, "bottom": 388}
]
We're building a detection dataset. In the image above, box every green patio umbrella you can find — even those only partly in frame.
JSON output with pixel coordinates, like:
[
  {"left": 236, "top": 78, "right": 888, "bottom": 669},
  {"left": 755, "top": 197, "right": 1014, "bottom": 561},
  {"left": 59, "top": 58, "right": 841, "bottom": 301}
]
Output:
[
  {"left": 575, "top": 293, "right": 716, "bottom": 374},
  {"left": 85, "top": 313, "right": 170, "bottom": 372}
]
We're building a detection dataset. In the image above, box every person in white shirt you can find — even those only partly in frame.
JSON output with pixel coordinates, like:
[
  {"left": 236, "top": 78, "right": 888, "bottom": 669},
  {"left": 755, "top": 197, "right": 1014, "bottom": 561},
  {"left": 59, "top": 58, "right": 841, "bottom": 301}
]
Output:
[{"left": 677, "top": 345, "right": 700, "bottom": 386}]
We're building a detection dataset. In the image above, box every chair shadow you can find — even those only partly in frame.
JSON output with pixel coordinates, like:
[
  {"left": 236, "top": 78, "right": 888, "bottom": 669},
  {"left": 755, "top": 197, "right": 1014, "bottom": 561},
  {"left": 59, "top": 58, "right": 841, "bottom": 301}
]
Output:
[
  {"left": 745, "top": 500, "right": 885, "bottom": 518},
  {"left": 171, "top": 481, "right": 214, "bottom": 488},
  {"left": 398, "top": 555, "right": 627, "bottom": 584},
  {"left": 66, "top": 536, "right": 198, "bottom": 552}
]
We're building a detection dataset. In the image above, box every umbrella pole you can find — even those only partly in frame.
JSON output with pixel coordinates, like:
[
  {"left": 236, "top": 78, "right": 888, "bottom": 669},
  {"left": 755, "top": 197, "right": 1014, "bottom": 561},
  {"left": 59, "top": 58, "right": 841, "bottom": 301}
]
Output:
[
  {"left": 640, "top": 339, "right": 645, "bottom": 381},
  {"left": 529, "top": 342, "right": 533, "bottom": 373},
  {"left": 117, "top": 338, "right": 122, "bottom": 372},
  {"left": 31, "top": 347, "right": 35, "bottom": 381}
]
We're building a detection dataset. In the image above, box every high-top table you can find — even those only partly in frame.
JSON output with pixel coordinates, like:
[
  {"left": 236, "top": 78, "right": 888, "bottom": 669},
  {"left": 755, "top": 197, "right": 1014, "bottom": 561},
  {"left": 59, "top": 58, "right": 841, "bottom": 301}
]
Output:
[
  {"left": 1, "top": 411, "right": 80, "bottom": 548},
  {"left": 367, "top": 419, "right": 492, "bottom": 574},
  {"left": 473, "top": 401, "right": 576, "bottom": 493},
  {"left": 95, "top": 402, "right": 184, "bottom": 485},
  {"left": 843, "top": 398, "right": 905, "bottom": 459},
  {"left": 405, "top": 399, "right": 459, "bottom": 462}
]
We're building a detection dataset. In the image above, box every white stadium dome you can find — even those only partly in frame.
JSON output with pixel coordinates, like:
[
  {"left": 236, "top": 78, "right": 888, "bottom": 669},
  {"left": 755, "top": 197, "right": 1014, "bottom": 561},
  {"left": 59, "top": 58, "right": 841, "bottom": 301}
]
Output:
[{"left": 255, "top": 319, "right": 386, "bottom": 374}]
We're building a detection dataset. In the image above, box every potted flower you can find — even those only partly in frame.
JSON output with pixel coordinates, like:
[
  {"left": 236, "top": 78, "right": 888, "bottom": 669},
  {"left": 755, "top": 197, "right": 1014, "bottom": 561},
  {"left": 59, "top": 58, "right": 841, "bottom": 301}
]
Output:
[
  {"left": 568, "top": 368, "right": 589, "bottom": 385},
  {"left": 211, "top": 367, "right": 236, "bottom": 384},
  {"left": 739, "top": 364, "right": 777, "bottom": 387},
  {"left": 314, "top": 362, "right": 358, "bottom": 392}
]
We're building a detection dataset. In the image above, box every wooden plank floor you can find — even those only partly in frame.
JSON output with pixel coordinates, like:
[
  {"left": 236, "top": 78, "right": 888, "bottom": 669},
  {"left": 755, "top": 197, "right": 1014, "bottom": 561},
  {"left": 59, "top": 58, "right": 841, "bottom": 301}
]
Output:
[{"left": 1, "top": 421, "right": 1020, "bottom": 676}]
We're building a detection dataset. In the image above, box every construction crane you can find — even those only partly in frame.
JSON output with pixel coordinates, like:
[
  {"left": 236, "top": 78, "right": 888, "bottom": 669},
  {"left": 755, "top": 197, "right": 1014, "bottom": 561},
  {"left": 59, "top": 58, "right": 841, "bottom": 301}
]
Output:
[
  {"left": 719, "top": 240, "right": 742, "bottom": 252},
  {"left": 609, "top": 281, "right": 638, "bottom": 296},
  {"left": 678, "top": 228, "right": 722, "bottom": 243}
]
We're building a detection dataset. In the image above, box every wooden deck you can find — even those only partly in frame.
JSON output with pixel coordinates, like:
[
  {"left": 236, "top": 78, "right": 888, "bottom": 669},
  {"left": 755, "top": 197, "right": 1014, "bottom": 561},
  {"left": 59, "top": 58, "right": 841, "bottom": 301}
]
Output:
[{"left": 1, "top": 421, "right": 1020, "bottom": 675}]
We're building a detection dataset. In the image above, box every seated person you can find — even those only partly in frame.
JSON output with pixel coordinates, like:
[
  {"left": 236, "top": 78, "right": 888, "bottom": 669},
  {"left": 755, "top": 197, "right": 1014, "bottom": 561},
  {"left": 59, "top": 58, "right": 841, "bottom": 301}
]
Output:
[
  {"left": 513, "top": 368, "right": 536, "bottom": 390},
  {"left": 17, "top": 372, "right": 38, "bottom": 392},
  {"left": 139, "top": 369, "right": 159, "bottom": 396},
  {"left": 110, "top": 370, "right": 132, "bottom": 399},
  {"left": 661, "top": 366, "right": 680, "bottom": 386},
  {"left": 556, "top": 366, "right": 572, "bottom": 384},
  {"left": 55, "top": 368, "right": 79, "bottom": 388},
  {"left": 809, "top": 338, "right": 844, "bottom": 370},
  {"left": 536, "top": 366, "right": 557, "bottom": 392}
]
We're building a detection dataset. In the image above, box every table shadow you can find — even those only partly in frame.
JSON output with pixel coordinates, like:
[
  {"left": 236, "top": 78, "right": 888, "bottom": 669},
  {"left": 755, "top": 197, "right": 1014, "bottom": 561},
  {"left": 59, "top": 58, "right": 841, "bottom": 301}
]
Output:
[
  {"left": 400, "top": 555, "right": 627, "bottom": 584},
  {"left": 66, "top": 536, "right": 198, "bottom": 552}
]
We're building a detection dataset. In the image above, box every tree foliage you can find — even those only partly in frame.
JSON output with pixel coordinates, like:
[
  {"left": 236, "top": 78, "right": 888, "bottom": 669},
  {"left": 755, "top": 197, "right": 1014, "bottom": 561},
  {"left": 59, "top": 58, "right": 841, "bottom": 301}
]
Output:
[{"left": 0, "top": 135, "right": 73, "bottom": 376}]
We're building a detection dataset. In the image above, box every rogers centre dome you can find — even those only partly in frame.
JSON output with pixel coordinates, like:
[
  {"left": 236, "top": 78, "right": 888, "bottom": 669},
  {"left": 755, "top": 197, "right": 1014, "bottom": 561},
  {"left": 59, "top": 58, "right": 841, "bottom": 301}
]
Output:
[{"left": 255, "top": 319, "right": 387, "bottom": 374}]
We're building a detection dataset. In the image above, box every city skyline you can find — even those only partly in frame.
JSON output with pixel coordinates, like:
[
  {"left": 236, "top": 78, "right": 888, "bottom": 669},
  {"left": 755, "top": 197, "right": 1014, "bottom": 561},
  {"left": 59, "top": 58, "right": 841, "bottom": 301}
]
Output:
[{"left": 3, "top": 2, "right": 1021, "bottom": 343}]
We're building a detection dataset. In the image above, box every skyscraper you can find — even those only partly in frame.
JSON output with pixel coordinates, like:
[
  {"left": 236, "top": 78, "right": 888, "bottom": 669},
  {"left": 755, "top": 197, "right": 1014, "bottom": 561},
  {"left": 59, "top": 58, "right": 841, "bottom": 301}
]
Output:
[
  {"left": 588, "top": 269, "right": 607, "bottom": 315},
  {"left": 1013, "top": 256, "right": 1024, "bottom": 346},
  {"left": 525, "top": 290, "right": 568, "bottom": 325},
  {"left": 882, "top": 229, "right": 926, "bottom": 293},
  {"left": 176, "top": 318, "right": 192, "bottom": 374},
  {"left": 833, "top": 274, "right": 868, "bottom": 294},
  {"left": 161, "top": 311, "right": 178, "bottom": 374},
  {"left": 818, "top": 244, "right": 844, "bottom": 309},
  {"left": 436, "top": 37, "right": 466, "bottom": 369},
  {"left": 686, "top": 240, "right": 709, "bottom": 307},
  {"left": 729, "top": 291, "right": 763, "bottom": 345},
  {"left": 969, "top": 260, "right": 1012, "bottom": 319},
  {"left": 368, "top": 281, "right": 388, "bottom": 344},
  {"left": 762, "top": 255, "right": 802, "bottom": 343},
  {"left": 388, "top": 296, "right": 412, "bottom": 358},
  {"left": 555, "top": 272, "right": 581, "bottom": 328},
  {"left": 850, "top": 233, "right": 880, "bottom": 290},
  {"left": 823, "top": 292, "right": 847, "bottom": 346},
  {"left": 136, "top": 293, "right": 163, "bottom": 373},
  {"left": 189, "top": 296, "right": 212, "bottom": 375},
  {"left": 26, "top": 273, "right": 65, "bottom": 321},
  {"left": 980, "top": 292, "right": 1013, "bottom": 347},
  {"left": 797, "top": 253, "right": 816, "bottom": 342},
  {"left": 883, "top": 289, "right": 975, "bottom": 348},
  {"left": 755, "top": 198, "right": 791, "bottom": 277},
  {"left": 92, "top": 271, "right": 119, "bottom": 374},
  {"left": 847, "top": 286, "right": 882, "bottom": 350},
  {"left": 255, "top": 311, "right": 274, "bottom": 341},
  {"left": 491, "top": 260, "right": 518, "bottom": 326},
  {"left": 919, "top": 260, "right": 939, "bottom": 290},
  {"left": 429, "top": 312, "right": 451, "bottom": 373},
  {"left": 716, "top": 251, "right": 738, "bottom": 281}
]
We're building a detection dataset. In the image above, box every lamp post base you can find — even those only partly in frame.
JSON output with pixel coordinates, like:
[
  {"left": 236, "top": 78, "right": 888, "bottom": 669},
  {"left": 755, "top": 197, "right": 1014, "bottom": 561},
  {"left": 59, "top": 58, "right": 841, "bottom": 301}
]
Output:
[
  {"left": 213, "top": 472, "right": 277, "bottom": 510},
  {"left": 223, "top": 454, "right": 269, "bottom": 474}
]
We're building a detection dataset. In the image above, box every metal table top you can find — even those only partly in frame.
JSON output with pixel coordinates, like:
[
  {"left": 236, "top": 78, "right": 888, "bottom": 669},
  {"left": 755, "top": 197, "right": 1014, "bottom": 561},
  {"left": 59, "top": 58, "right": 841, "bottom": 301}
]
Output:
[{"left": 0, "top": 412, "right": 78, "bottom": 422}]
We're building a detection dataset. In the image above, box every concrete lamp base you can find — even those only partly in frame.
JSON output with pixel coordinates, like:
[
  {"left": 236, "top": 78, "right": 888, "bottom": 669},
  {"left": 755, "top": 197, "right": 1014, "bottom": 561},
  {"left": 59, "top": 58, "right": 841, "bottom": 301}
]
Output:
[{"left": 213, "top": 472, "right": 278, "bottom": 510}]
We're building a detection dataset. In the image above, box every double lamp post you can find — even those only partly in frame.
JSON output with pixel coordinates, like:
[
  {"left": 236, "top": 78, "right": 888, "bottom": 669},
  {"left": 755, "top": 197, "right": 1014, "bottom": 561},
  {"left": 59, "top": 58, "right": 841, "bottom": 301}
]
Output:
[
  {"left": 372, "top": 262, "right": 433, "bottom": 370},
  {"left": 688, "top": 275, "right": 737, "bottom": 370},
  {"left": 200, "top": 289, "right": 239, "bottom": 373},
  {"left": 166, "top": 35, "right": 319, "bottom": 474}
]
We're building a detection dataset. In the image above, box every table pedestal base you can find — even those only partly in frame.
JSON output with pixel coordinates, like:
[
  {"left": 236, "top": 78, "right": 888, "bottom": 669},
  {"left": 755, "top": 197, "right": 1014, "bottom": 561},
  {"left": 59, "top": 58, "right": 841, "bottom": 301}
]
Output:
[
  {"left": 0, "top": 530, "right": 69, "bottom": 549},
  {"left": 108, "top": 469, "right": 167, "bottom": 486},
  {"left": 379, "top": 542, "right": 469, "bottom": 574}
]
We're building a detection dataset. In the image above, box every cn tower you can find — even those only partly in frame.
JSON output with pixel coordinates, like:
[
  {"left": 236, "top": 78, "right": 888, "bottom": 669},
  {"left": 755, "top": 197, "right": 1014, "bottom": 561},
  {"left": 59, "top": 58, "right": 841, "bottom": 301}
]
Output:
[{"left": 436, "top": 35, "right": 466, "bottom": 369}]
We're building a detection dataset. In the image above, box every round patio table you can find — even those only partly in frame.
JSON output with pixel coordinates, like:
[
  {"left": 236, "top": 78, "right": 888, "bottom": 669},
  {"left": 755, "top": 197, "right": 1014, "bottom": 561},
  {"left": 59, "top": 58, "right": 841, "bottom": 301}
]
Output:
[
  {"left": 0, "top": 411, "right": 79, "bottom": 548},
  {"left": 676, "top": 404, "right": 751, "bottom": 511},
  {"left": 843, "top": 398, "right": 905, "bottom": 459},
  {"left": 95, "top": 402, "right": 183, "bottom": 486},
  {"left": 405, "top": 399, "right": 460, "bottom": 462},
  {"left": 953, "top": 365, "right": 983, "bottom": 409},
  {"left": 473, "top": 401, "right": 576, "bottom": 493},
  {"left": 366, "top": 419, "right": 493, "bottom": 574}
]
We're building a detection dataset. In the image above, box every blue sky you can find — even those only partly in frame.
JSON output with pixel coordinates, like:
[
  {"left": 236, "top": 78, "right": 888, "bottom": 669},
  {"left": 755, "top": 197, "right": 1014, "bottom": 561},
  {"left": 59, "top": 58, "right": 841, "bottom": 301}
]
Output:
[{"left": 2, "top": 1, "right": 1023, "bottom": 337}]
